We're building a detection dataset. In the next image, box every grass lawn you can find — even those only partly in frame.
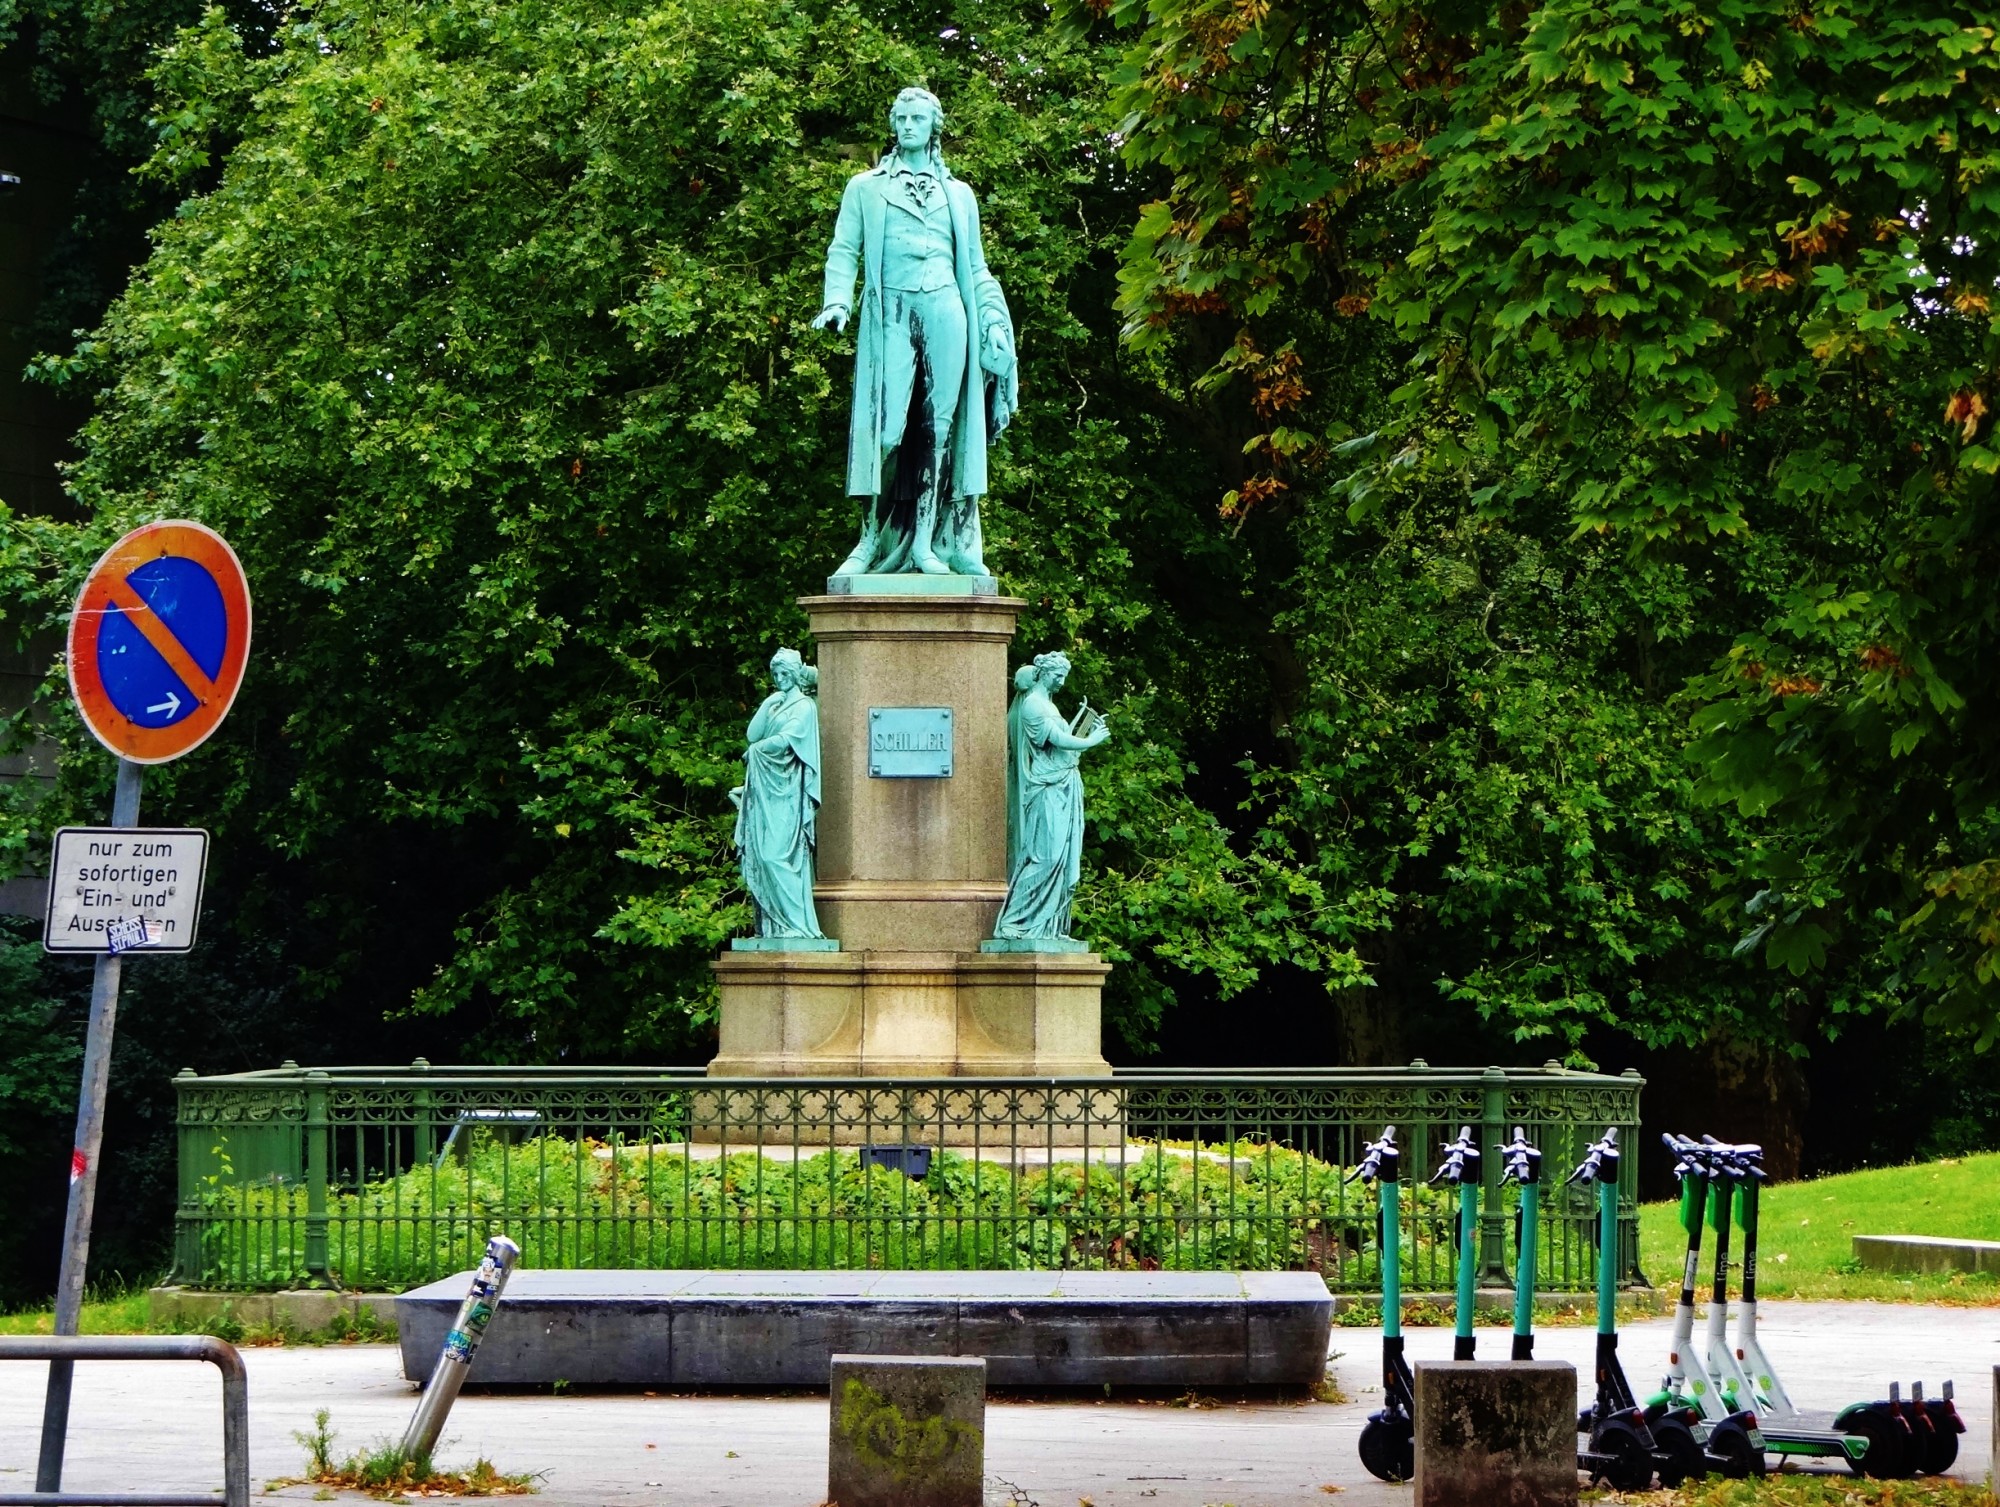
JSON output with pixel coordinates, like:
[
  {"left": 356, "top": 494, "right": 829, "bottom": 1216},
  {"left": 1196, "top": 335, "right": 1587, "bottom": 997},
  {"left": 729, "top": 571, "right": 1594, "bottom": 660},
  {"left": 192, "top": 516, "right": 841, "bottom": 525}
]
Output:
[
  {"left": 1638, "top": 1151, "right": 2000, "bottom": 1304},
  {"left": 0, "top": 1291, "right": 154, "bottom": 1335}
]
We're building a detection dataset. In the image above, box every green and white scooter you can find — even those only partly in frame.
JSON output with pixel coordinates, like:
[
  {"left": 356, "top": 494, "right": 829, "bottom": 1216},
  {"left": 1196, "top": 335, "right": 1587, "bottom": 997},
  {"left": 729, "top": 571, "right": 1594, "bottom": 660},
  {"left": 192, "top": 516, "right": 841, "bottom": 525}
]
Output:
[
  {"left": 1349, "top": 1126, "right": 1415, "bottom": 1482},
  {"left": 1654, "top": 1133, "right": 1768, "bottom": 1476},
  {"left": 1693, "top": 1136, "right": 1964, "bottom": 1476},
  {"left": 1569, "top": 1128, "right": 1704, "bottom": 1490},
  {"left": 1429, "top": 1125, "right": 1481, "bottom": 1361},
  {"left": 1496, "top": 1125, "right": 1541, "bottom": 1360}
]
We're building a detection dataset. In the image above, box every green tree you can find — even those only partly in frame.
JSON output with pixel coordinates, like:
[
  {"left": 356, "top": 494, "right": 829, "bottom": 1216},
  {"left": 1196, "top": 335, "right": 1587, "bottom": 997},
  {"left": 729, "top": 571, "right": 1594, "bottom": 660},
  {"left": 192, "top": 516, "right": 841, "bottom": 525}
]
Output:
[
  {"left": 20, "top": 0, "right": 1351, "bottom": 1062},
  {"left": 1085, "top": 0, "right": 2000, "bottom": 1045}
]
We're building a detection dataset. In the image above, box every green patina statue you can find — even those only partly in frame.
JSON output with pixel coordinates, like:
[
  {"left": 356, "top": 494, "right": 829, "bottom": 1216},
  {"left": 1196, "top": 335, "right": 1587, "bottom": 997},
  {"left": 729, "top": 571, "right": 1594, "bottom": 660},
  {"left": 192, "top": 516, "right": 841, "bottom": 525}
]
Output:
[
  {"left": 813, "top": 87, "right": 1018, "bottom": 579},
  {"left": 988, "top": 653, "right": 1111, "bottom": 948},
  {"left": 730, "top": 648, "right": 833, "bottom": 947}
]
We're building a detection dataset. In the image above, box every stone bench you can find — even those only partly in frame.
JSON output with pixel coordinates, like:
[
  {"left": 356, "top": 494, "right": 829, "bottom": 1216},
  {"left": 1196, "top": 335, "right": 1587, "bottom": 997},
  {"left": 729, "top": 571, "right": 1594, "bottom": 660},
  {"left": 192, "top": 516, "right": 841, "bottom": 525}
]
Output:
[
  {"left": 1852, "top": 1234, "right": 2000, "bottom": 1275},
  {"left": 395, "top": 1268, "right": 1332, "bottom": 1389}
]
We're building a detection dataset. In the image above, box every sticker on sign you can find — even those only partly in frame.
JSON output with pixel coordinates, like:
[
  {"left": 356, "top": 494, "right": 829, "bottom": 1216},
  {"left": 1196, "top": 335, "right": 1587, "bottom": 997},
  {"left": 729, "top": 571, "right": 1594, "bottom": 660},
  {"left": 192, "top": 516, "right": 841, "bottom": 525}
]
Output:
[{"left": 42, "top": 826, "right": 209, "bottom": 955}]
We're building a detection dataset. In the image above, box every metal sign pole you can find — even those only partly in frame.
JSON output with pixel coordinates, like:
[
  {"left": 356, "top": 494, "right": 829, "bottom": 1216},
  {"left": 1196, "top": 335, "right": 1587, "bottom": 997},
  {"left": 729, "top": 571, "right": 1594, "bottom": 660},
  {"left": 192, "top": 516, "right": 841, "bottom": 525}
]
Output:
[{"left": 37, "top": 755, "right": 144, "bottom": 1492}]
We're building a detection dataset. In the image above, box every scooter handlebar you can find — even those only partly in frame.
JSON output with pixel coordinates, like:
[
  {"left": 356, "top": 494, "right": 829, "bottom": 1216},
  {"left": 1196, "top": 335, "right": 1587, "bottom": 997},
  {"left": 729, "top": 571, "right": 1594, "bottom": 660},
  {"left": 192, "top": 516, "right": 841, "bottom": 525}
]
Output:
[
  {"left": 1345, "top": 1125, "right": 1400, "bottom": 1185},
  {"left": 1428, "top": 1124, "right": 1480, "bottom": 1185},
  {"left": 1566, "top": 1125, "right": 1620, "bottom": 1185},
  {"left": 1496, "top": 1125, "right": 1542, "bottom": 1185}
]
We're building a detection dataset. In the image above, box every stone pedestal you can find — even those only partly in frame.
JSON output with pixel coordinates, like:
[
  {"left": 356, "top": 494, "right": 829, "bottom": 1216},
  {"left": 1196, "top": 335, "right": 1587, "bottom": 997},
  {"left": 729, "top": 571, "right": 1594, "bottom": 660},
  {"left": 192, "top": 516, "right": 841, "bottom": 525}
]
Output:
[
  {"left": 807, "top": 593, "right": 1017, "bottom": 952},
  {"left": 828, "top": 1354, "right": 985, "bottom": 1507},
  {"left": 710, "top": 948, "right": 1111, "bottom": 1077},
  {"left": 710, "top": 590, "right": 1112, "bottom": 1080},
  {"left": 1413, "top": 1361, "right": 1578, "bottom": 1507}
]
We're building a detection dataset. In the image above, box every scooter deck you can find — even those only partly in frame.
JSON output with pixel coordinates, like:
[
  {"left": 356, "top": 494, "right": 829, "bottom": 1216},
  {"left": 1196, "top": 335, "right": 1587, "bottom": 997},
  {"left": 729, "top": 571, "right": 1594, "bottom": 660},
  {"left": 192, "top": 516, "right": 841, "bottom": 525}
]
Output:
[{"left": 1758, "top": 1416, "right": 1866, "bottom": 1460}]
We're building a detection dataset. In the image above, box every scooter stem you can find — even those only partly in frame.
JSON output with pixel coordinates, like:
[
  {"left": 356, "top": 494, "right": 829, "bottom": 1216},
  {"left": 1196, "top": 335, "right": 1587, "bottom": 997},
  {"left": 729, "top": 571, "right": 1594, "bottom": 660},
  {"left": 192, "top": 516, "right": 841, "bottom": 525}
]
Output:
[
  {"left": 1513, "top": 1179, "right": 1538, "bottom": 1360},
  {"left": 1455, "top": 1178, "right": 1479, "bottom": 1359},
  {"left": 1663, "top": 1143, "right": 1716, "bottom": 1417}
]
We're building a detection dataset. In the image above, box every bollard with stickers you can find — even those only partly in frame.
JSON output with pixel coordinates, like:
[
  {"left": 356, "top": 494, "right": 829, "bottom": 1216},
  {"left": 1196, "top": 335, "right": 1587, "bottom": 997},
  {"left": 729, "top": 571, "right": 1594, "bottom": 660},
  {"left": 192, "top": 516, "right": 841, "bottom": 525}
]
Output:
[
  {"left": 399, "top": 1236, "right": 522, "bottom": 1464},
  {"left": 37, "top": 521, "right": 251, "bottom": 1494}
]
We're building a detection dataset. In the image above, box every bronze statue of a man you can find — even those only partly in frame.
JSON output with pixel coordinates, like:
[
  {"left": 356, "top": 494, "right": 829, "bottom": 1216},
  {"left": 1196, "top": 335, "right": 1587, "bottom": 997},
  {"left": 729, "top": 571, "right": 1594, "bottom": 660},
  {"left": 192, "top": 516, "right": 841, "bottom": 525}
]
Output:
[{"left": 813, "top": 87, "right": 1018, "bottom": 578}]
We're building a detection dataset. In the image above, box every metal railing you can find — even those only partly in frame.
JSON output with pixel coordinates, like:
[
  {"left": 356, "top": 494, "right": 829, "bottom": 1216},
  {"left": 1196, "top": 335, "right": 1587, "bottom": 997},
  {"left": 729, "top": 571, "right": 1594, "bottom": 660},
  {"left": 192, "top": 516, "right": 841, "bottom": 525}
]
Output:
[
  {"left": 170, "top": 1061, "right": 1645, "bottom": 1294},
  {"left": 0, "top": 1336, "right": 249, "bottom": 1507}
]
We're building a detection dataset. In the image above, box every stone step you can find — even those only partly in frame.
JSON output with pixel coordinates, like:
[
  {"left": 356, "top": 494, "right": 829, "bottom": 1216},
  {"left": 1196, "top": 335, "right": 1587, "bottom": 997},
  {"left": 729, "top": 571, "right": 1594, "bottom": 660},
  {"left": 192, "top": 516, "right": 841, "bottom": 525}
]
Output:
[
  {"left": 394, "top": 1268, "right": 1333, "bottom": 1389},
  {"left": 1852, "top": 1233, "right": 2000, "bottom": 1275}
]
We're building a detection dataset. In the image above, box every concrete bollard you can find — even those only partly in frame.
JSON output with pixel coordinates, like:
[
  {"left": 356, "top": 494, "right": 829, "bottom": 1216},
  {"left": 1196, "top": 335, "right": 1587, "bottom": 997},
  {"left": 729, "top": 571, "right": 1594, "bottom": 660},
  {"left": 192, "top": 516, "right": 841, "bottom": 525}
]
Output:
[
  {"left": 828, "top": 1354, "right": 985, "bottom": 1507},
  {"left": 1991, "top": 1365, "right": 1997, "bottom": 1492},
  {"left": 1414, "top": 1360, "right": 1577, "bottom": 1507}
]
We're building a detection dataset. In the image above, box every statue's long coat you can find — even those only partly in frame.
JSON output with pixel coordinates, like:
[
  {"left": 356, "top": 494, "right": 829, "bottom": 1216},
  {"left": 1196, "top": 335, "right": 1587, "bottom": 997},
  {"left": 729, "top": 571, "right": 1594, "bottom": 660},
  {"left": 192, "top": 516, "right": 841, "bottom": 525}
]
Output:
[{"left": 821, "top": 161, "right": 1016, "bottom": 500}]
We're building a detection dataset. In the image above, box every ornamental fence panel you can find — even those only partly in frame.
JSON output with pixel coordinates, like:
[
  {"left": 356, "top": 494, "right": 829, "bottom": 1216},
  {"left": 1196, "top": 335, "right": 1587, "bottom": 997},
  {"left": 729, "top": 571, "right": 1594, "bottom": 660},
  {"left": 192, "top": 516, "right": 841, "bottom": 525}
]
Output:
[{"left": 170, "top": 1062, "right": 1644, "bottom": 1294}]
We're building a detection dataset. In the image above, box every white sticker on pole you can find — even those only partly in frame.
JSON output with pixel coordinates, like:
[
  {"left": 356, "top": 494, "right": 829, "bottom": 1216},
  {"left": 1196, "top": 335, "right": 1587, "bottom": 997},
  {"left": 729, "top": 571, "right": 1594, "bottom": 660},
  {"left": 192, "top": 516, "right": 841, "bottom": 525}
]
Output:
[{"left": 42, "top": 826, "right": 209, "bottom": 955}]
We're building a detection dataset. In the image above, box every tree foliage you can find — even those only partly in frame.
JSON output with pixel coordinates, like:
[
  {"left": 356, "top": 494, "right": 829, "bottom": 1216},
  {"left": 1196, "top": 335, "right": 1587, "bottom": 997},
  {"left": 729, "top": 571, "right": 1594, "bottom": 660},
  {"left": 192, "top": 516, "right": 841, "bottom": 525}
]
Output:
[
  {"left": 1085, "top": 0, "right": 2000, "bottom": 1043},
  {"left": 18, "top": 0, "right": 1360, "bottom": 1060}
]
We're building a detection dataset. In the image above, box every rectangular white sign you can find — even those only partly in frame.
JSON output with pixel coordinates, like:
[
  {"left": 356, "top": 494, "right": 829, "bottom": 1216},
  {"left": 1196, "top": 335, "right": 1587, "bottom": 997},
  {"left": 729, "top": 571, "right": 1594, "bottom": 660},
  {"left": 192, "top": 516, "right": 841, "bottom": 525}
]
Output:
[{"left": 42, "top": 827, "right": 209, "bottom": 955}]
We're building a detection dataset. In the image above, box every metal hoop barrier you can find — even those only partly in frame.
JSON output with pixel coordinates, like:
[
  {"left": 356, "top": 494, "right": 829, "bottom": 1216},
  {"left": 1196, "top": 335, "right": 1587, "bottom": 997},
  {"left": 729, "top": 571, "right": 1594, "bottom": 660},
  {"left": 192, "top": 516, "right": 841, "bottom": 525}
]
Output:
[{"left": 0, "top": 1335, "right": 249, "bottom": 1507}]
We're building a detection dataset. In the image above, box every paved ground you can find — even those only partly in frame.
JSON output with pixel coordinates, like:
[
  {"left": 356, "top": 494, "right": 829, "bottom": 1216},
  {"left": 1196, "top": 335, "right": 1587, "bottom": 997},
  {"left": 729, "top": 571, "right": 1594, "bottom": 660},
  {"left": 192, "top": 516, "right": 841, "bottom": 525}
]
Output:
[{"left": 0, "top": 1303, "right": 1991, "bottom": 1506}]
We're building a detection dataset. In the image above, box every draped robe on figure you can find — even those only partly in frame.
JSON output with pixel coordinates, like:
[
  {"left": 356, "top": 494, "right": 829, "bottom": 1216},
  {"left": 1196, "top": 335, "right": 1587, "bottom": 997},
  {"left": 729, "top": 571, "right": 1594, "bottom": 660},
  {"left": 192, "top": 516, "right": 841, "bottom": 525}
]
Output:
[
  {"left": 992, "top": 684, "right": 1085, "bottom": 939},
  {"left": 733, "top": 686, "right": 825, "bottom": 938}
]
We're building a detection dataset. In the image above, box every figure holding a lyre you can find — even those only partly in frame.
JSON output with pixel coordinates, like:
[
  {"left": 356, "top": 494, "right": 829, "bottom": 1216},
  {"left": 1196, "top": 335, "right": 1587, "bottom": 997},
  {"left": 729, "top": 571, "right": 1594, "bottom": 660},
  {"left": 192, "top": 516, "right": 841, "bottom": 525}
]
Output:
[{"left": 991, "top": 651, "right": 1110, "bottom": 943}]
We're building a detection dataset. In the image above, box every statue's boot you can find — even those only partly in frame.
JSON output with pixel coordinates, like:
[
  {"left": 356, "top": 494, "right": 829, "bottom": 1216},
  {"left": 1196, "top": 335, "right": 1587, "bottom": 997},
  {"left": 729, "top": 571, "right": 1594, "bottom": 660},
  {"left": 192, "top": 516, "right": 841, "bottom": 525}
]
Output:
[
  {"left": 909, "top": 495, "right": 951, "bottom": 574},
  {"left": 945, "top": 499, "right": 986, "bottom": 575},
  {"left": 833, "top": 505, "right": 879, "bottom": 577}
]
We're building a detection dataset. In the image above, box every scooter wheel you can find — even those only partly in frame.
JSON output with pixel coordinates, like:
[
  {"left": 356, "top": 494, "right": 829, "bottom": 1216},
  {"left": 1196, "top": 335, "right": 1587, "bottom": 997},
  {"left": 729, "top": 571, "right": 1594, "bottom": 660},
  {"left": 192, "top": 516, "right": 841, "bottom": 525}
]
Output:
[
  {"left": 1708, "top": 1426, "right": 1761, "bottom": 1479},
  {"left": 1358, "top": 1417, "right": 1414, "bottom": 1482},
  {"left": 1920, "top": 1426, "right": 1959, "bottom": 1476},
  {"left": 1838, "top": 1409, "right": 1906, "bottom": 1479},
  {"left": 1650, "top": 1416, "right": 1705, "bottom": 1487},
  {"left": 1592, "top": 1422, "right": 1655, "bottom": 1492}
]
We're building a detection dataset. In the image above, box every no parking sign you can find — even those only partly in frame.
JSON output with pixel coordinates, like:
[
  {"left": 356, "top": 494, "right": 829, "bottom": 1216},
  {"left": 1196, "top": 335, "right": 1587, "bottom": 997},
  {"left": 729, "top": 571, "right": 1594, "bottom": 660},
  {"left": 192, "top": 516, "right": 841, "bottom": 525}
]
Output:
[{"left": 67, "top": 520, "right": 252, "bottom": 763}]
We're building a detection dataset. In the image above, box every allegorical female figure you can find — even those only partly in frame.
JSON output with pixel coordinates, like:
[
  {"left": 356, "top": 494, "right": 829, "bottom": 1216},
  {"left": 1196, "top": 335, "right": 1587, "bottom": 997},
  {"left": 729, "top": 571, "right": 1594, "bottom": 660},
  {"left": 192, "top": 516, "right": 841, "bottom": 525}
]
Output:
[
  {"left": 813, "top": 86, "right": 1018, "bottom": 578},
  {"left": 731, "top": 649, "right": 827, "bottom": 941},
  {"left": 992, "top": 652, "right": 1112, "bottom": 942}
]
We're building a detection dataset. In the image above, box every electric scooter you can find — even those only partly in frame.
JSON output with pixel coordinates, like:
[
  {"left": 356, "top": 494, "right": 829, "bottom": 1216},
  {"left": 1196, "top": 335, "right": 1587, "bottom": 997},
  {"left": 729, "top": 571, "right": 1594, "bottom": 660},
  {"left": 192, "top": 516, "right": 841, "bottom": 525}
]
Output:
[
  {"left": 1569, "top": 1128, "right": 1703, "bottom": 1489},
  {"left": 1349, "top": 1126, "right": 1415, "bottom": 1482},
  {"left": 1496, "top": 1125, "right": 1540, "bottom": 1360},
  {"left": 1430, "top": 1125, "right": 1481, "bottom": 1361},
  {"left": 1701, "top": 1136, "right": 1964, "bottom": 1476},
  {"left": 1653, "top": 1133, "right": 1768, "bottom": 1476}
]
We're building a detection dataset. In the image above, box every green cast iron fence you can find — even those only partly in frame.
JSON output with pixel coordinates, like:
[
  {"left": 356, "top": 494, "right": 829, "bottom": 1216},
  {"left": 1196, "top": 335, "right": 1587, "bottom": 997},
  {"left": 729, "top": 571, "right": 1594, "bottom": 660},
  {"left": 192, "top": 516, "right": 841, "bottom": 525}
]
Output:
[{"left": 170, "top": 1062, "right": 1645, "bottom": 1292}]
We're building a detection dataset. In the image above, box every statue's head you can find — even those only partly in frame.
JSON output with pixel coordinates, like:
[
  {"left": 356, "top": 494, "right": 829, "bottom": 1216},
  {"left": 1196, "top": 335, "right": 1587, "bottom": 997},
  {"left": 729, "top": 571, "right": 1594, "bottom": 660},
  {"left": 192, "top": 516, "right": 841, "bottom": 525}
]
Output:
[
  {"left": 1032, "top": 651, "right": 1072, "bottom": 691},
  {"left": 770, "top": 647, "right": 804, "bottom": 690},
  {"left": 885, "top": 87, "right": 945, "bottom": 171}
]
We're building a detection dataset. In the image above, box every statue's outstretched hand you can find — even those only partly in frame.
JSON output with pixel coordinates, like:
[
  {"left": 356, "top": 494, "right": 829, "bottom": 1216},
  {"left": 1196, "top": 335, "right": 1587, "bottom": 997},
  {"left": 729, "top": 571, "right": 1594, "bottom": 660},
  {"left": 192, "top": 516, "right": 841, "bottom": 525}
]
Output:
[
  {"left": 1088, "top": 715, "right": 1111, "bottom": 747},
  {"left": 812, "top": 304, "right": 849, "bottom": 334}
]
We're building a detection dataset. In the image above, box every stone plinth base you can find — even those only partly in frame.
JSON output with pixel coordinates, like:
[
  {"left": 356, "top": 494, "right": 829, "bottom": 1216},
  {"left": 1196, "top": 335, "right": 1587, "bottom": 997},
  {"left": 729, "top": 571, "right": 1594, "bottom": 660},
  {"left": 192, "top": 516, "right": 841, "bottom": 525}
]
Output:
[
  {"left": 1413, "top": 1361, "right": 1578, "bottom": 1507},
  {"left": 829, "top": 1354, "right": 986, "bottom": 1507},
  {"left": 394, "top": 1269, "right": 1333, "bottom": 1388},
  {"left": 825, "top": 573, "right": 999, "bottom": 597},
  {"left": 710, "top": 947, "right": 1111, "bottom": 1079}
]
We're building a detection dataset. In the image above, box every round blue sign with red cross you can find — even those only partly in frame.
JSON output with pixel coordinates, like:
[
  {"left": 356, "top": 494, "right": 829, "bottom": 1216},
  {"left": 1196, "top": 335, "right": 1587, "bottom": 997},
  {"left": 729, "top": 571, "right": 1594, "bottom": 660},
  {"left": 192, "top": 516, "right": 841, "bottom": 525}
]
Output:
[{"left": 68, "top": 521, "right": 253, "bottom": 764}]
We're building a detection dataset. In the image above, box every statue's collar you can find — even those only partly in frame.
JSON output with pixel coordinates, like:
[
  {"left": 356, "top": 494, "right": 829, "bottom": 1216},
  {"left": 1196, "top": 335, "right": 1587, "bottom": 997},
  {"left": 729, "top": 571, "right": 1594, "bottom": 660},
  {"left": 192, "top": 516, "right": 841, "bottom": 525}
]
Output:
[{"left": 875, "top": 155, "right": 954, "bottom": 183}]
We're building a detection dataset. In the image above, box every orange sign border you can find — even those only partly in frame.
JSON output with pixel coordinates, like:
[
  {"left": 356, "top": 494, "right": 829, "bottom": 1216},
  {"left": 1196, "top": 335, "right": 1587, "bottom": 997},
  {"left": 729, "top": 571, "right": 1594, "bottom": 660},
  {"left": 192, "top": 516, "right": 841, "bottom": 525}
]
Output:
[{"left": 68, "top": 521, "right": 253, "bottom": 765}]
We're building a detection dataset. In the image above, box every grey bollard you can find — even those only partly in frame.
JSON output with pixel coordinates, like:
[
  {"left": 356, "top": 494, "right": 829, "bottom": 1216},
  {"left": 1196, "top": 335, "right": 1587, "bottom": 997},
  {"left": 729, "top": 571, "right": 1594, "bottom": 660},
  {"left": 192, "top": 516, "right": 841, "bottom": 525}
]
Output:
[
  {"left": 398, "top": 1235, "right": 520, "bottom": 1463},
  {"left": 1991, "top": 1365, "right": 1997, "bottom": 1492},
  {"left": 1414, "top": 1360, "right": 1577, "bottom": 1507},
  {"left": 828, "top": 1353, "right": 985, "bottom": 1507}
]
